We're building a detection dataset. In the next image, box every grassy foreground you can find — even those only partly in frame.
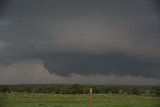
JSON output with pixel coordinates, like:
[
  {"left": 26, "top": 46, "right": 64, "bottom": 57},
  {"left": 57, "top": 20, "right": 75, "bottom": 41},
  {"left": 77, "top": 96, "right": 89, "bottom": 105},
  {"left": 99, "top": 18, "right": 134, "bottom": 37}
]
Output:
[{"left": 0, "top": 93, "right": 160, "bottom": 107}]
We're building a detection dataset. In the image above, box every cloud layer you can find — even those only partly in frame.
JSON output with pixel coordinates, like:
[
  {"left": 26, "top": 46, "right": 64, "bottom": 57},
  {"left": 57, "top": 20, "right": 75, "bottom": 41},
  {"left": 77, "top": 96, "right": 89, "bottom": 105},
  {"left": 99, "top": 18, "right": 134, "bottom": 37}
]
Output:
[
  {"left": 0, "top": 0, "right": 160, "bottom": 84},
  {"left": 0, "top": 59, "right": 159, "bottom": 85}
]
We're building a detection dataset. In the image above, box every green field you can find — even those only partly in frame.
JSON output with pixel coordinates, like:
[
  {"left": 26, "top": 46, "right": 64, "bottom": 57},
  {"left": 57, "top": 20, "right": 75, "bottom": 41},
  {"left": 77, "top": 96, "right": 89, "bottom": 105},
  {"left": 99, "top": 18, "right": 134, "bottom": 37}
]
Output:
[{"left": 0, "top": 93, "right": 160, "bottom": 107}]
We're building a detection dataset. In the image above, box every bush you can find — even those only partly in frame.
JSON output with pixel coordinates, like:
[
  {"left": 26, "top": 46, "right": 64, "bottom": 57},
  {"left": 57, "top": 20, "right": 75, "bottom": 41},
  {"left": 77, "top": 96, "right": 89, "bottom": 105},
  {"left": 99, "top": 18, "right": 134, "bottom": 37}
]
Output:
[
  {"left": 132, "top": 88, "right": 140, "bottom": 95},
  {"left": 152, "top": 86, "right": 160, "bottom": 97}
]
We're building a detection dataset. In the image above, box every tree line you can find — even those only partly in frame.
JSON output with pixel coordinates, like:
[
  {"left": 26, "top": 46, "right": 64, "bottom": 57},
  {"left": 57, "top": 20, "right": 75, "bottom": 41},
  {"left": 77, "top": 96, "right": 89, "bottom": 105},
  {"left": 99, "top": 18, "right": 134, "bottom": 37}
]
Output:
[{"left": 0, "top": 84, "right": 159, "bottom": 97}]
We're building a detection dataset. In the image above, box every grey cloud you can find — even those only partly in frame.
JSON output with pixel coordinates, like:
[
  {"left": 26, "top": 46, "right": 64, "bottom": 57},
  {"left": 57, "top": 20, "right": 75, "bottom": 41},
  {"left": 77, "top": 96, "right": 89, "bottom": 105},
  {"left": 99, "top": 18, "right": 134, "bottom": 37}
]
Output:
[
  {"left": 0, "top": 0, "right": 8, "bottom": 17},
  {"left": 0, "top": 40, "right": 9, "bottom": 50},
  {"left": 0, "top": 0, "right": 160, "bottom": 84},
  {"left": 1, "top": 0, "right": 160, "bottom": 57},
  {"left": 0, "top": 59, "right": 160, "bottom": 85},
  {"left": 43, "top": 53, "right": 160, "bottom": 79}
]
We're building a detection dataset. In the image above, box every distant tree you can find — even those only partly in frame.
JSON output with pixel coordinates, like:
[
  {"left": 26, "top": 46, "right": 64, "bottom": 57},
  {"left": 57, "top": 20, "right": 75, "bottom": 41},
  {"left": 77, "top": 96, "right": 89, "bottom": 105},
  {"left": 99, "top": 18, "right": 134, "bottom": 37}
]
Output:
[
  {"left": 109, "top": 87, "right": 119, "bottom": 94},
  {"left": 132, "top": 88, "right": 140, "bottom": 95},
  {"left": 43, "top": 85, "right": 55, "bottom": 93},
  {"left": 68, "top": 84, "right": 82, "bottom": 94},
  {"left": 123, "top": 88, "right": 132, "bottom": 94},
  {"left": 82, "top": 87, "right": 89, "bottom": 94},
  {"left": 0, "top": 86, "right": 8, "bottom": 93},
  {"left": 24, "top": 86, "right": 32, "bottom": 93},
  {"left": 119, "top": 89, "right": 123, "bottom": 94},
  {"left": 152, "top": 86, "right": 160, "bottom": 97}
]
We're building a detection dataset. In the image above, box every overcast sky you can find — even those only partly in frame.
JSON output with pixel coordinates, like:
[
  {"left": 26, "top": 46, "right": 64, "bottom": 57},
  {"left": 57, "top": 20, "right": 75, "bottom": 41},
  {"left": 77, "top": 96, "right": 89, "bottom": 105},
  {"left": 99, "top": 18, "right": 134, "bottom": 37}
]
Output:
[{"left": 0, "top": 0, "right": 160, "bottom": 85}]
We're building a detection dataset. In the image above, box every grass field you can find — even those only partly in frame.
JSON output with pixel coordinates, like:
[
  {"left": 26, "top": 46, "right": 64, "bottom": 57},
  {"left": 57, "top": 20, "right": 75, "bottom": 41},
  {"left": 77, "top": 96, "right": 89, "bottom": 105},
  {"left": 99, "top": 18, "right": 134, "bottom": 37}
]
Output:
[{"left": 0, "top": 93, "right": 160, "bottom": 107}]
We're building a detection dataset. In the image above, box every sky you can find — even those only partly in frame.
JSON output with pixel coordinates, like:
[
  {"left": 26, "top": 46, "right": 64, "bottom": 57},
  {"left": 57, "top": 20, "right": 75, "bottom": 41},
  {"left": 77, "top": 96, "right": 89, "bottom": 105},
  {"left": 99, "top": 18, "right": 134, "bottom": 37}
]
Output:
[{"left": 0, "top": 0, "right": 160, "bottom": 85}]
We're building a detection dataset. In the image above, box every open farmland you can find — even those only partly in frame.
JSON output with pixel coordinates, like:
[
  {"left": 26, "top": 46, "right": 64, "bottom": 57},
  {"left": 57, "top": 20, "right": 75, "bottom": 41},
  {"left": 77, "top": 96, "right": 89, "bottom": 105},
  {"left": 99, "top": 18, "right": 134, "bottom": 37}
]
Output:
[{"left": 0, "top": 93, "right": 160, "bottom": 107}]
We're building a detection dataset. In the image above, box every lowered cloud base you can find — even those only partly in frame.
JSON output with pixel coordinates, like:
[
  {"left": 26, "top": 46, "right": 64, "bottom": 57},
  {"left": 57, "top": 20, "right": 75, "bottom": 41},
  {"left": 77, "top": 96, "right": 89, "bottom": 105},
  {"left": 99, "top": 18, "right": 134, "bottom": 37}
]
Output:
[{"left": 0, "top": 59, "right": 159, "bottom": 85}]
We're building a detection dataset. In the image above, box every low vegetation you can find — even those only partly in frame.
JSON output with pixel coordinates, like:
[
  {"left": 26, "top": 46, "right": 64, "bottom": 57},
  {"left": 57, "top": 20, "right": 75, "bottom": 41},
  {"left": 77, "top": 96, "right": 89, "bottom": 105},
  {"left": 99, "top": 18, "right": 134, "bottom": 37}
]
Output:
[
  {"left": 0, "top": 84, "right": 160, "bottom": 107},
  {"left": 0, "top": 84, "right": 160, "bottom": 97},
  {"left": 0, "top": 93, "right": 160, "bottom": 107}
]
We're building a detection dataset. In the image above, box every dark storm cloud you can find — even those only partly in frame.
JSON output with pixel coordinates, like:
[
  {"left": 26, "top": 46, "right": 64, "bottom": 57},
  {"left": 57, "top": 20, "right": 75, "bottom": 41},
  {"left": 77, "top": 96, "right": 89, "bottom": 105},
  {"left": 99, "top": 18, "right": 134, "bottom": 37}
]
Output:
[
  {"left": 0, "top": 0, "right": 160, "bottom": 81},
  {"left": 154, "top": 0, "right": 160, "bottom": 13},
  {"left": 0, "top": 0, "right": 8, "bottom": 17},
  {"left": 43, "top": 53, "right": 160, "bottom": 79}
]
